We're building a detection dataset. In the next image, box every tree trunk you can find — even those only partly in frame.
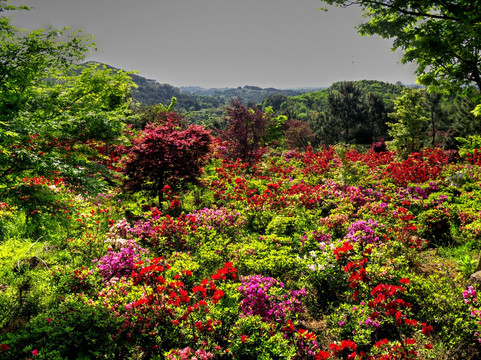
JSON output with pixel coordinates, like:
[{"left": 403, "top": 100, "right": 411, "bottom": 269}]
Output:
[
  {"left": 431, "top": 110, "right": 435, "bottom": 148},
  {"left": 157, "top": 172, "right": 164, "bottom": 206}
]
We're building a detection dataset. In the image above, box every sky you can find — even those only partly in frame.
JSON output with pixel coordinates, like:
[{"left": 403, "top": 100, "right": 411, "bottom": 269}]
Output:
[{"left": 9, "top": 0, "right": 419, "bottom": 89}]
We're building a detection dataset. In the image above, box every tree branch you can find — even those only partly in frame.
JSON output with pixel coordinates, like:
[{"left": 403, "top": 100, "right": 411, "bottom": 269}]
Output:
[{"left": 344, "top": 0, "right": 462, "bottom": 22}]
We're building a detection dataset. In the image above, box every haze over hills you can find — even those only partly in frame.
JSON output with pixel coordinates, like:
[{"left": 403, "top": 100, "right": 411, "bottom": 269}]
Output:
[
  {"left": 84, "top": 62, "right": 415, "bottom": 116},
  {"left": 128, "top": 69, "right": 326, "bottom": 110},
  {"left": 179, "top": 85, "right": 326, "bottom": 97}
]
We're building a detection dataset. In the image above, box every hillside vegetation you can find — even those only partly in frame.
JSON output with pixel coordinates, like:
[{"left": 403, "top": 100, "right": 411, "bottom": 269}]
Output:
[{"left": 2, "top": 0, "right": 481, "bottom": 359}]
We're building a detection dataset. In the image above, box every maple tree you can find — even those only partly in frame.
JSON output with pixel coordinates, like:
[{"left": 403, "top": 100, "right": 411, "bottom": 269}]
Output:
[
  {"left": 221, "top": 99, "right": 270, "bottom": 164},
  {"left": 123, "top": 112, "right": 212, "bottom": 204}
]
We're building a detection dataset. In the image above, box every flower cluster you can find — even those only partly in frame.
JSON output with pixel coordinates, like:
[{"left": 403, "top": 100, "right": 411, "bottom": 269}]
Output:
[
  {"left": 463, "top": 286, "right": 477, "bottom": 304},
  {"left": 237, "top": 275, "right": 306, "bottom": 323},
  {"left": 345, "top": 219, "right": 381, "bottom": 245},
  {"left": 166, "top": 347, "right": 214, "bottom": 360},
  {"left": 188, "top": 207, "right": 245, "bottom": 236},
  {"left": 93, "top": 239, "right": 148, "bottom": 282},
  {"left": 131, "top": 210, "right": 197, "bottom": 251}
]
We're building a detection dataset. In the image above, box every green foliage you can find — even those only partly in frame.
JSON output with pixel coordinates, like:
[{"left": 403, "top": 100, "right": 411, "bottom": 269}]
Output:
[
  {"left": 406, "top": 272, "right": 476, "bottom": 354},
  {"left": 325, "top": 81, "right": 367, "bottom": 144},
  {"left": 387, "top": 88, "right": 429, "bottom": 154},
  {"left": 0, "top": 20, "right": 134, "bottom": 220},
  {"left": 0, "top": 238, "right": 52, "bottom": 330},
  {"left": 473, "top": 103, "right": 481, "bottom": 117},
  {"left": 417, "top": 207, "right": 453, "bottom": 247},
  {"left": 229, "top": 315, "right": 296, "bottom": 360},
  {"left": 456, "top": 254, "right": 477, "bottom": 279},
  {"left": 2, "top": 294, "right": 119, "bottom": 360},
  {"left": 456, "top": 135, "right": 481, "bottom": 157},
  {"left": 321, "top": 0, "right": 481, "bottom": 92},
  {"left": 266, "top": 216, "right": 297, "bottom": 236}
]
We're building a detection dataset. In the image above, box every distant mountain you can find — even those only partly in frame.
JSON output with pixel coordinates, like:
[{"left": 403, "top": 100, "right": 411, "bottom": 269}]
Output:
[
  {"left": 80, "top": 62, "right": 221, "bottom": 112},
  {"left": 179, "top": 85, "right": 325, "bottom": 106},
  {"left": 179, "top": 86, "right": 231, "bottom": 96},
  {"left": 128, "top": 74, "right": 222, "bottom": 111},
  {"left": 80, "top": 63, "right": 406, "bottom": 116},
  {"left": 274, "top": 79, "right": 406, "bottom": 113}
]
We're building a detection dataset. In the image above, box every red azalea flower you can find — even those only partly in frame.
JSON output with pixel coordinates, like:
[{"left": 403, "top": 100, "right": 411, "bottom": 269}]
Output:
[
  {"left": 421, "top": 322, "right": 433, "bottom": 335},
  {"left": 241, "top": 334, "right": 249, "bottom": 343},
  {"left": 316, "top": 350, "right": 331, "bottom": 359},
  {"left": 374, "top": 338, "right": 389, "bottom": 348}
]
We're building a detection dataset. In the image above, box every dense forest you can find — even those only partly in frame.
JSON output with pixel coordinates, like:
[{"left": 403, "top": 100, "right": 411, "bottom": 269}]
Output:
[{"left": 2, "top": 0, "right": 481, "bottom": 360}]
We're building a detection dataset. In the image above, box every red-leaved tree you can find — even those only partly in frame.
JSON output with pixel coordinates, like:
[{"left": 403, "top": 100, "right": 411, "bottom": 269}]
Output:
[
  {"left": 222, "top": 99, "right": 270, "bottom": 164},
  {"left": 284, "top": 119, "right": 315, "bottom": 150},
  {"left": 123, "top": 113, "right": 212, "bottom": 204}
]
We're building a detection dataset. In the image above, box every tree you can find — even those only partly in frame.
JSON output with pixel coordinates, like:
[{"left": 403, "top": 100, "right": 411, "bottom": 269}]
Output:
[
  {"left": 0, "top": 3, "right": 95, "bottom": 121},
  {"left": 0, "top": 2, "right": 134, "bottom": 220},
  {"left": 321, "top": 0, "right": 481, "bottom": 91},
  {"left": 131, "top": 97, "right": 177, "bottom": 130},
  {"left": 324, "top": 81, "right": 367, "bottom": 144},
  {"left": 451, "top": 94, "right": 481, "bottom": 137},
  {"left": 0, "top": 62, "right": 134, "bottom": 191},
  {"left": 387, "top": 88, "right": 428, "bottom": 154},
  {"left": 222, "top": 99, "right": 271, "bottom": 164},
  {"left": 424, "top": 91, "right": 444, "bottom": 148},
  {"left": 284, "top": 120, "right": 316, "bottom": 150},
  {"left": 365, "top": 92, "right": 391, "bottom": 142},
  {"left": 123, "top": 113, "right": 212, "bottom": 205},
  {"left": 262, "top": 94, "right": 288, "bottom": 112}
]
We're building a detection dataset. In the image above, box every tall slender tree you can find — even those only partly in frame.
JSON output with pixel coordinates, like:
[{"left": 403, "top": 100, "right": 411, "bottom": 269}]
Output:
[{"left": 324, "top": 81, "right": 367, "bottom": 144}]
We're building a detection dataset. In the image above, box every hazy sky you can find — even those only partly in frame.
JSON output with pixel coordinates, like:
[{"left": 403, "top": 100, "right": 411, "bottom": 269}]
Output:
[{"left": 9, "top": 0, "right": 418, "bottom": 88}]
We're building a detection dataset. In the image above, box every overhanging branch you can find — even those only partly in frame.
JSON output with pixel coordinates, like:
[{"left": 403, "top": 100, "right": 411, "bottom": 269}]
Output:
[{"left": 343, "top": 0, "right": 462, "bottom": 22}]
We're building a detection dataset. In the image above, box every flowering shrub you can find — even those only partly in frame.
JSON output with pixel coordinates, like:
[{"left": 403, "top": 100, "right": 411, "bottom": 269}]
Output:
[
  {"left": 5, "top": 142, "right": 481, "bottom": 360},
  {"left": 463, "top": 286, "right": 481, "bottom": 344},
  {"left": 345, "top": 219, "right": 382, "bottom": 245},
  {"left": 416, "top": 206, "right": 453, "bottom": 246},
  {"left": 165, "top": 347, "right": 214, "bottom": 360},
  {"left": 1, "top": 294, "right": 119, "bottom": 360},
  {"left": 93, "top": 239, "right": 148, "bottom": 282},
  {"left": 189, "top": 207, "right": 246, "bottom": 238},
  {"left": 237, "top": 275, "right": 306, "bottom": 323},
  {"left": 101, "top": 259, "right": 237, "bottom": 357},
  {"left": 130, "top": 208, "right": 197, "bottom": 252},
  {"left": 229, "top": 315, "right": 297, "bottom": 359}
]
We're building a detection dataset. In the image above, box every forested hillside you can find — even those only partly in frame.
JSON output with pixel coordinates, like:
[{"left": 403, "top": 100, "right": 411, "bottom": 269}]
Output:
[
  {"left": 88, "top": 62, "right": 318, "bottom": 112},
  {"left": 180, "top": 85, "right": 317, "bottom": 106}
]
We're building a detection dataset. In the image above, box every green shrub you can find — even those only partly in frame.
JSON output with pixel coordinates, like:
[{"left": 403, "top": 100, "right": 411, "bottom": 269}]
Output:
[
  {"left": 229, "top": 315, "right": 296, "bottom": 360},
  {"left": 1, "top": 294, "right": 119, "bottom": 360},
  {"left": 266, "top": 216, "right": 297, "bottom": 236}
]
